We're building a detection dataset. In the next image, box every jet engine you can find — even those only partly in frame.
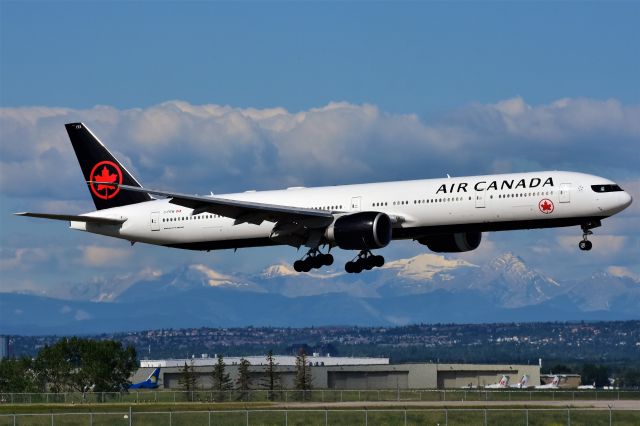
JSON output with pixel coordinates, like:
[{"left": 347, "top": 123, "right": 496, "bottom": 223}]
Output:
[
  {"left": 417, "top": 232, "right": 482, "bottom": 253},
  {"left": 325, "top": 212, "right": 392, "bottom": 250}
]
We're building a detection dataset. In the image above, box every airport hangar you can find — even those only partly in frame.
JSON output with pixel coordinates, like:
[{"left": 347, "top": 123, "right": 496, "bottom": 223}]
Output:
[{"left": 134, "top": 355, "right": 541, "bottom": 389}]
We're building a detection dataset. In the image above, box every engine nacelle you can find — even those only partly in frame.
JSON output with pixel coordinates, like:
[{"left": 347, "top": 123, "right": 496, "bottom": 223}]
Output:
[
  {"left": 418, "top": 232, "right": 482, "bottom": 253},
  {"left": 325, "top": 212, "right": 392, "bottom": 250}
]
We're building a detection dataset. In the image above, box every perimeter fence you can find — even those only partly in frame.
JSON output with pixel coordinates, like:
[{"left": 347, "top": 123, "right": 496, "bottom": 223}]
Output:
[
  {"left": 1, "top": 407, "right": 640, "bottom": 426},
  {"left": 2, "top": 389, "right": 640, "bottom": 404}
]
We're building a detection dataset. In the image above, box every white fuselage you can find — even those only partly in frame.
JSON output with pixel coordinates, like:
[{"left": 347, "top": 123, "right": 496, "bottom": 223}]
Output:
[{"left": 72, "top": 171, "right": 632, "bottom": 251}]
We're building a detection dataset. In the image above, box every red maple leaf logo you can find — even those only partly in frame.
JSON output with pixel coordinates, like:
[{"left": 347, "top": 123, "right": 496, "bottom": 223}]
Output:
[
  {"left": 94, "top": 166, "right": 117, "bottom": 192},
  {"left": 539, "top": 199, "right": 554, "bottom": 214},
  {"left": 89, "top": 161, "right": 122, "bottom": 200}
]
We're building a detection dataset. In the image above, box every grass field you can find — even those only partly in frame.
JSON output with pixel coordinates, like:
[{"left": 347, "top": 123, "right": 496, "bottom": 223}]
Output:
[
  {"left": 0, "top": 408, "right": 639, "bottom": 426},
  {"left": 0, "top": 403, "right": 639, "bottom": 426},
  {"left": 2, "top": 390, "right": 639, "bottom": 425}
]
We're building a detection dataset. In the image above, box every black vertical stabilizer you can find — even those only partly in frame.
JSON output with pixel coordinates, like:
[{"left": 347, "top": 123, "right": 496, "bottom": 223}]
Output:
[{"left": 65, "top": 123, "right": 152, "bottom": 210}]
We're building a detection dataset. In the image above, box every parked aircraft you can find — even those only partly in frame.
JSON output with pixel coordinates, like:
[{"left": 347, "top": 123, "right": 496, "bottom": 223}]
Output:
[
  {"left": 485, "top": 375, "right": 510, "bottom": 389},
  {"left": 577, "top": 382, "right": 596, "bottom": 390},
  {"left": 510, "top": 375, "right": 530, "bottom": 389},
  {"left": 17, "top": 123, "right": 633, "bottom": 273},
  {"left": 535, "top": 375, "right": 562, "bottom": 389},
  {"left": 129, "top": 368, "right": 160, "bottom": 389}
]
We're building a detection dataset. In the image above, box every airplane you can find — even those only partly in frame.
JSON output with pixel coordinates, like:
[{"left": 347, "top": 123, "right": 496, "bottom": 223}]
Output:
[
  {"left": 129, "top": 367, "right": 160, "bottom": 389},
  {"left": 577, "top": 382, "right": 596, "bottom": 390},
  {"left": 485, "top": 375, "right": 510, "bottom": 389},
  {"left": 460, "top": 383, "right": 478, "bottom": 389},
  {"left": 16, "top": 123, "right": 633, "bottom": 273},
  {"left": 535, "top": 375, "right": 562, "bottom": 389},
  {"left": 510, "top": 374, "right": 530, "bottom": 389}
]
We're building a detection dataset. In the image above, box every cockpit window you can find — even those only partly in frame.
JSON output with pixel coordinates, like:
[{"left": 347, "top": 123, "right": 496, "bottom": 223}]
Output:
[{"left": 591, "top": 184, "right": 623, "bottom": 193}]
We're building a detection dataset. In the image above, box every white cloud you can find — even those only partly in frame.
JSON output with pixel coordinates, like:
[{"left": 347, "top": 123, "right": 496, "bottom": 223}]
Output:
[
  {"left": 0, "top": 248, "right": 50, "bottom": 272},
  {"left": 2, "top": 97, "right": 638, "bottom": 199},
  {"left": 81, "top": 246, "right": 129, "bottom": 267},
  {"left": 1, "top": 97, "right": 638, "bottom": 291},
  {"left": 607, "top": 266, "right": 640, "bottom": 282}
]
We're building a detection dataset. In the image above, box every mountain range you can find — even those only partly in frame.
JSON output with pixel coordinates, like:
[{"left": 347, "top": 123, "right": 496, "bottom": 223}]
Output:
[{"left": 1, "top": 252, "right": 639, "bottom": 335}]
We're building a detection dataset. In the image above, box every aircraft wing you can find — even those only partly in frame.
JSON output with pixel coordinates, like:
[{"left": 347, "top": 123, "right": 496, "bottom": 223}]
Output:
[
  {"left": 15, "top": 212, "right": 126, "bottom": 225},
  {"left": 111, "top": 183, "right": 335, "bottom": 228}
]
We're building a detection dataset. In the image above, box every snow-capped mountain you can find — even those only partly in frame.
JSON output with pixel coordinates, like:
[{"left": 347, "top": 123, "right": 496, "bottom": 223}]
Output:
[
  {"left": 474, "top": 252, "right": 562, "bottom": 308},
  {"left": 2, "top": 252, "right": 638, "bottom": 334}
]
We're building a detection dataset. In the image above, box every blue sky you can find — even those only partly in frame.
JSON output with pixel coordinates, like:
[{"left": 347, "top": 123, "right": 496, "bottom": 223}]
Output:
[
  {"left": 2, "top": 2, "right": 638, "bottom": 113},
  {"left": 1, "top": 1, "right": 639, "bottom": 295}
]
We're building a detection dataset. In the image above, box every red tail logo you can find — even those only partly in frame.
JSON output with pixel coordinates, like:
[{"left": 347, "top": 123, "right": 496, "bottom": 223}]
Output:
[{"left": 89, "top": 161, "right": 122, "bottom": 200}]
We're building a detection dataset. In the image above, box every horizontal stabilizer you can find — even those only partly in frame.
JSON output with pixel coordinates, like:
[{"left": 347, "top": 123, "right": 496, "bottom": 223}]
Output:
[{"left": 15, "top": 212, "right": 126, "bottom": 225}]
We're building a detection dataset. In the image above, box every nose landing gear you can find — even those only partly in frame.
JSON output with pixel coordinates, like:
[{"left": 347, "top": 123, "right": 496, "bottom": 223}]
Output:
[
  {"left": 578, "top": 222, "right": 598, "bottom": 251},
  {"left": 345, "top": 250, "right": 385, "bottom": 274},
  {"left": 293, "top": 249, "right": 334, "bottom": 272},
  {"left": 578, "top": 238, "right": 592, "bottom": 251}
]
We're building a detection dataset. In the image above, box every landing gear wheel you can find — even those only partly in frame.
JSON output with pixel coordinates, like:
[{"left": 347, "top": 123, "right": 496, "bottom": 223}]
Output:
[
  {"left": 321, "top": 253, "right": 334, "bottom": 266},
  {"left": 300, "top": 260, "right": 312, "bottom": 272},
  {"left": 294, "top": 248, "right": 334, "bottom": 272},
  {"left": 578, "top": 222, "right": 597, "bottom": 252},
  {"left": 579, "top": 240, "right": 592, "bottom": 251},
  {"left": 310, "top": 256, "right": 323, "bottom": 269},
  {"left": 345, "top": 261, "right": 355, "bottom": 273},
  {"left": 344, "top": 250, "right": 385, "bottom": 273},
  {"left": 363, "top": 258, "right": 374, "bottom": 270}
]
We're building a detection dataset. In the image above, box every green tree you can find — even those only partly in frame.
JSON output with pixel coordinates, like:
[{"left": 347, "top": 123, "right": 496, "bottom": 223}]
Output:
[
  {"left": 178, "top": 361, "right": 197, "bottom": 401},
  {"left": 211, "top": 354, "right": 232, "bottom": 400},
  {"left": 261, "top": 350, "right": 282, "bottom": 401},
  {"left": 582, "top": 364, "right": 609, "bottom": 388},
  {"left": 34, "top": 340, "right": 73, "bottom": 392},
  {"left": 81, "top": 339, "right": 138, "bottom": 392},
  {"left": 622, "top": 368, "right": 640, "bottom": 388},
  {"left": 0, "top": 357, "right": 40, "bottom": 392},
  {"left": 549, "top": 364, "right": 573, "bottom": 374},
  {"left": 294, "top": 347, "right": 312, "bottom": 399},
  {"left": 235, "top": 358, "right": 252, "bottom": 401},
  {"left": 34, "top": 337, "right": 137, "bottom": 393}
]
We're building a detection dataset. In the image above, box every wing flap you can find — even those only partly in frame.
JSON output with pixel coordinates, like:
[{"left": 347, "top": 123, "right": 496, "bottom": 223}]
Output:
[{"left": 15, "top": 212, "right": 127, "bottom": 225}]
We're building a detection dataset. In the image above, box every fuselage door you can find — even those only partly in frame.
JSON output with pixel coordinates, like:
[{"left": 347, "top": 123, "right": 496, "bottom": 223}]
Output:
[
  {"left": 559, "top": 183, "right": 571, "bottom": 203},
  {"left": 150, "top": 212, "right": 160, "bottom": 231},
  {"left": 475, "top": 192, "right": 486, "bottom": 208},
  {"left": 351, "top": 196, "right": 362, "bottom": 211}
]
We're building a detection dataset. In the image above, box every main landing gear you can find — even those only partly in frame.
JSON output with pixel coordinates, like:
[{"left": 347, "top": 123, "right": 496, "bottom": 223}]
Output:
[
  {"left": 293, "top": 249, "right": 334, "bottom": 272},
  {"left": 578, "top": 221, "right": 599, "bottom": 251},
  {"left": 345, "top": 250, "right": 385, "bottom": 274}
]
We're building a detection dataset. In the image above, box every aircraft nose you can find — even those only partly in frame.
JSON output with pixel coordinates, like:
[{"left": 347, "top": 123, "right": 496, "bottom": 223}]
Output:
[{"left": 621, "top": 191, "right": 633, "bottom": 210}]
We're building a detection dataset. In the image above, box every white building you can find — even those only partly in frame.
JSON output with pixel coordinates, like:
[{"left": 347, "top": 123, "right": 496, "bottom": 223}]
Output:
[{"left": 140, "top": 353, "right": 389, "bottom": 368}]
